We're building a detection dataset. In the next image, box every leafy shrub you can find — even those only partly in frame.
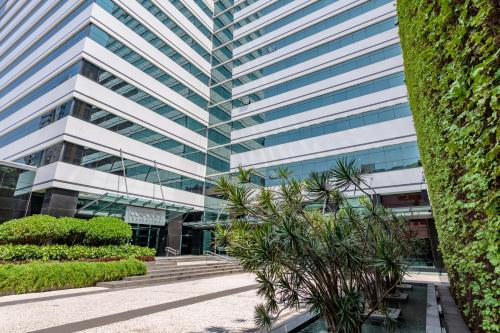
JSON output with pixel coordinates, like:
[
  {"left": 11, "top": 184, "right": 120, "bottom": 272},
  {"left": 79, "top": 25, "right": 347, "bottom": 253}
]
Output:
[
  {"left": 0, "top": 259, "right": 146, "bottom": 294},
  {"left": 84, "top": 217, "right": 132, "bottom": 246},
  {"left": 0, "top": 215, "right": 132, "bottom": 246},
  {"left": 397, "top": 1, "right": 499, "bottom": 331},
  {"left": 0, "top": 215, "right": 61, "bottom": 245},
  {"left": 0, "top": 244, "right": 155, "bottom": 262}
]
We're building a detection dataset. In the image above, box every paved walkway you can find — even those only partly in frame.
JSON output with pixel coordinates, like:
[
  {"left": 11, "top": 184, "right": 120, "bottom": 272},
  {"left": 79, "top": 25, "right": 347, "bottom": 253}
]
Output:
[
  {"left": 437, "top": 285, "right": 470, "bottom": 333},
  {"left": 0, "top": 272, "right": 450, "bottom": 332},
  {"left": 0, "top": 273, "right": 262, "bottom": 333}
]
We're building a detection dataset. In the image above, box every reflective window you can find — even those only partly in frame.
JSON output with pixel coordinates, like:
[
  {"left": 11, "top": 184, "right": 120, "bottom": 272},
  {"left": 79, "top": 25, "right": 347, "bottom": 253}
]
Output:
[
  {"left": 252, "top": 141, "right": 422, "bottom": 186},
  {"left": 233, "top": 44, "right": 401, "bottom": 106},
  {"left": 80, "top": 60, "right": 206, "bottom": 135},
  {"left": 234, "top": 0, "right": 391, "bottom": 64},
  {"left": 135, "top": 0, "right": 211, "bottom": 61},
  {"left": 233, "top": 0, "right": 295, "bottom": 30},
  {"left": 170, "top": 0, "right": 211, "bottom": 38},
  {"left": 0, "top": 0, "right": 91, "bottom": 78},
  {"left": 0, "top": 99, "right": 206, "bottom": 164},
  {"left": 0, "top": 100, "right": 72, "bottom": 148},
  {"left": 232, "top": 72, "right": 406, "bottom": 129},
  {"left": 0, "top": 27, "right": 89, "bottom": 100},
  {"left": 95, "top": 0, "right": 209, "bottom": 84},
  {"left": 0, "top": 0, "right": 56, "bottom": 52},
  {"left": 0, "top": 162, "right": 36, "bottom": 223},
  {"left": 0, "top": 61, "right": 82, "bottom": 122},
  {"left": 16, "top": 142, "right": 205, "bottom": 194},
  {"left": 233, "top": 18, "right": 398, "bottom": 85},
  {"left": 88, "top": 25, "right": 208, "bottom": 109},
  {"left": 71, "top": 100, "right": 206, "bottom": 164},
  {"left": 193, "top": 0, "right": 213, "bottom": 18},
  {"left": 232, "top": 103, "right": 411, "bottom": 153},
  {"left": 233, "top": 0, "right": 259, "bottom": 13},
  {"left": 233, "top": 0, "right": 335, "bottom": 47}
]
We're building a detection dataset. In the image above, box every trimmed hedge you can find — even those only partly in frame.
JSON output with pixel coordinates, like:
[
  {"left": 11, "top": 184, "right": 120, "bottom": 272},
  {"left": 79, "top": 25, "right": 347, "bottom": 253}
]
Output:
[
  {"left": 0, "top": 215, "right": 132, "bottom": 246},
  {"left": 397, "top": 1, "right": 499, "bottom": 332},
  {"left": 0, "top": 244, "right": 155, "bottom": 262},
  {"left": 0, "top": 259, "right": 146, "bottom": 294}
]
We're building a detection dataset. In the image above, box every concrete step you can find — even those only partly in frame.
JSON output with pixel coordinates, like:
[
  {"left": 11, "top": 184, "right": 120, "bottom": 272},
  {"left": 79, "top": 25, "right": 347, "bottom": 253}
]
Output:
[
  {"left": 97, "top": 268, "right": 244, "bottom": 288},
  {"left": 148, "top": 263, "right": 239, "bottom": 273},
  {"left": 150, "top": 261, "right": 235, "bottom": 270},
  {"left": 127, "top": 266, "right": 243, "bottom": 281},
  {"left": 155, "top": 256, "right": 221, "bottom": 263}
]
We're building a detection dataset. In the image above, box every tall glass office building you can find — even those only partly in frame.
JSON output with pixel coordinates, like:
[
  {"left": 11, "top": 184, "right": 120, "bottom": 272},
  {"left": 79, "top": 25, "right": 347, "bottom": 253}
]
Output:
[{"left": 0, "top": 0, "right": 440, "bottom": 265}]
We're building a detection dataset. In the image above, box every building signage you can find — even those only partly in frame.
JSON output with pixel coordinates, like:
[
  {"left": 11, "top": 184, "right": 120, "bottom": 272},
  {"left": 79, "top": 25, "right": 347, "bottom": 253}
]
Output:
[{"left": 125, "top": 206, "right": 166, "bottom": 226}]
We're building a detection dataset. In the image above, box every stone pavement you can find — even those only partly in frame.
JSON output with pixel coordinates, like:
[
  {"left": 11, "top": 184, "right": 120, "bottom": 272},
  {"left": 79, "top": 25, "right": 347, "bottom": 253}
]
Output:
[
  {"left": 0, "top": 272, "right": 450, "bottom": 333},
  {"left": 0, "top": 273, "right": 261, "bottom": 333}
]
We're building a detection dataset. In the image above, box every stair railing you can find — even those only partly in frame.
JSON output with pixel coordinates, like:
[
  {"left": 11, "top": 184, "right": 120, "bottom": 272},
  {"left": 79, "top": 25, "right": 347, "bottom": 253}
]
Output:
[
  {"left": 204, "top": 250, "right": 236, "bottom": 262},
  {"left": 165, "top": 247, "right": 180, "bottom": 257}
]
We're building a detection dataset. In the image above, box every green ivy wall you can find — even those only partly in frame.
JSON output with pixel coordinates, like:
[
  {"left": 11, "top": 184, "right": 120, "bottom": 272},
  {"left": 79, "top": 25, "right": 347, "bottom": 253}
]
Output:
[{"left": 397, "top": 1, "right": 499, "bottom": 332}]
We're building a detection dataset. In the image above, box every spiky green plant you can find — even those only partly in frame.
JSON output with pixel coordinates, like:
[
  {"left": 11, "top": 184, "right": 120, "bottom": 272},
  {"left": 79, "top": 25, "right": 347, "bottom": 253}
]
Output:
[{"left": 213, "top": 160, "right": 415, "bottom": 332}]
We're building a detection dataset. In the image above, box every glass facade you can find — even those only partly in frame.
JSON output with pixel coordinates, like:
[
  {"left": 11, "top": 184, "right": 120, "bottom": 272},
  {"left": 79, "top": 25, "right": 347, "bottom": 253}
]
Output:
[
  {"left": 233, "top": 0, "right": 296, "bottom": 30},
  {"left": 0, "top": 61, "right": 81, "bottom": 122},
  {"left": 252, "top": 141, "right": 421, "bottom": 186},
  {"left": 0, "top": 0, "right": 92, "bottom": 70},
  {"left": 193, "top": 0, "right": 213, "bottom": 18},
  {"left": 231, "top": 103, "right": 411, "bottom": 153},
  {"left": 88, "top": 25, "right": 208, "bottom": 109},
  {"left": 80, "top": 60, "right": 206, "bottom": 135},
  {"left": 95, "top": 0, "right": 210, "bottom": 85},
  {"left": 135, "top": 0, "right": 211, "bottom": 61},
  {"left": 0, "top": 26, "right": 89, "bottom": 100},
  {"left": 206, "top": 0, "right": 236, "bottom": 176},
  {"left": 232, "top": 44, "right": 401, "bottom": 105},
  {"left": 170, "top": 0, "right": 212, "bottom": 38},
  {"left": 232, "top": 72, "right": 406, "bottom": 128},
  {"left": 16, "top": 142, "right": 204, "bottom": 194},
  {"left": 232, "top": 17, "right": 398, "bottom": 83},
  {"left": 0, "top": 162, "right": 36, "bottom": 223},
  {"left": 233, "top": 0, "right": 391, "bottom": 64},
  {"left": 233, "top": 0, "right": 337, "bottom": 48},
  {"left": 0, "top": 99, "right": 206, "bottom": 164},
  {"left": 0, "top": 0, "right": 433, "bottom": 259}
]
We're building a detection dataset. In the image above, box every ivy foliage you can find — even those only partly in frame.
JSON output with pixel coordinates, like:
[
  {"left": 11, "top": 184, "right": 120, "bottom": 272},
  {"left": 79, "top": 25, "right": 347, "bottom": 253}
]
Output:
[{"left": 397, "top": 1, "right": 499, "bottom": 331}]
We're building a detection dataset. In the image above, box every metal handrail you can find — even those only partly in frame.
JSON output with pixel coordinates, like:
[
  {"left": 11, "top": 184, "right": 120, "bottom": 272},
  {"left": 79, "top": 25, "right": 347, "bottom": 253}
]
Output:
[
  {"left": 204, "top": 250, "right": 236, "bottom": 262},
  {"left": 165, "top": 247, "right": 179, "bottom": 256}
]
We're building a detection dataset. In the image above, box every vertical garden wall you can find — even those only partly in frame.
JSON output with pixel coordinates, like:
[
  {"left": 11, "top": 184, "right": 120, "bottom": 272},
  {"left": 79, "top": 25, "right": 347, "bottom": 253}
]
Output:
[{"left": 397, "top": 1, "right": 499, "bottom": 332}]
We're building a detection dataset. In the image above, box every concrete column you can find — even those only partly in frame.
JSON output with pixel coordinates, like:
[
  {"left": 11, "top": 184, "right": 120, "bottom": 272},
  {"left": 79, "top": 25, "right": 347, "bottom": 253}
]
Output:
[{"left": 40, "top": 188, "right": 78, "bottom": 217}]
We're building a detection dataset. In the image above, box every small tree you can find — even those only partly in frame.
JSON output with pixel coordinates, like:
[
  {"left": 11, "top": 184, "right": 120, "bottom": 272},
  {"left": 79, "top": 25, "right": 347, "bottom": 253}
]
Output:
[{"left": 213, "top": 159, "right": 415, "bottom": 332}]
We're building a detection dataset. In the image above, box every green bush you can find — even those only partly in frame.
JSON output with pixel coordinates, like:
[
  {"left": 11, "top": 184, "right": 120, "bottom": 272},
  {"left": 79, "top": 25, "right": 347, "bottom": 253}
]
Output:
[
  {"left": 0, "top": 215, "right": 61, "bottom": 245},
  {"left": 0, "top": 215, "right": 132, "bottom": 246},
  {"left": 0, "top": 259, "right": 146, "bottom": 294},
  {"left": 0, "top": 244, "right": 155, "bottom": 262},
  {"left": 84, "top": 216, "right": 132, "bottom": 246},
  {"left": 397, "top": 1, "right": 499, "bottom": 332}
]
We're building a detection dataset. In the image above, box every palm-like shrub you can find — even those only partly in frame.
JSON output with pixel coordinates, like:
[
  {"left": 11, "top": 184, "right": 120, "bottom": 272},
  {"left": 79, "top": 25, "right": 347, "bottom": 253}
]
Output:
[{"left": 214, "top": 159, "right": 415, "bottom": 332}]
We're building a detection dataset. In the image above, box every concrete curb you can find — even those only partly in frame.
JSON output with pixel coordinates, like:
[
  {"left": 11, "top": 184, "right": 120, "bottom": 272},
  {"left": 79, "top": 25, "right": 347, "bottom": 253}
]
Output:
[
  {"left": 426, "top": 283, "right": 442, "bottom": 333},
  {"left": 270, "top": 311, "right": 317, "bottom": 333}
]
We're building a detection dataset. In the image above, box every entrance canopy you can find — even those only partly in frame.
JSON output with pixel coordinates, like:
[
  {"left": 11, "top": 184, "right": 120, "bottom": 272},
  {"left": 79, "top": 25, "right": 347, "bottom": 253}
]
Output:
[{"left": 76, "top": 192, "right": 195, "bottom": 221}]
